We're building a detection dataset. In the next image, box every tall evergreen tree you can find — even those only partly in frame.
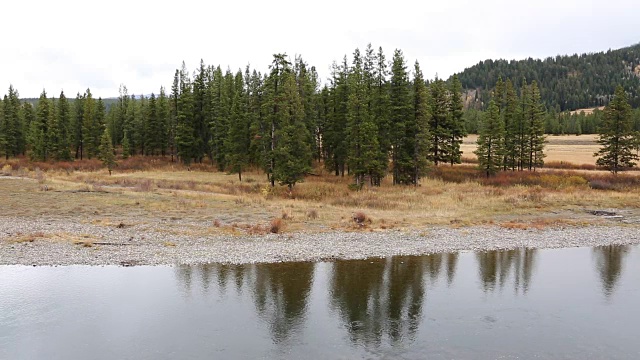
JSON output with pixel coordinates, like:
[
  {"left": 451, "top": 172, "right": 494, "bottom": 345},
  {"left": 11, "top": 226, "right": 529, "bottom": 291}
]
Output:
[
  {"left": 389, "top": 49, "right": 412, "bottom": 185},
  {"left": 157, "top": 87, "right": 170, "bottom": 156},
  {"left": 2, "top": 86, "right": 24, "bottom": 159},
  {"left": 262, "top": 54, "right": 292, "bottom": 186},
  {"left": 446, "top": 74, "right": 465, "bottom": 165},
  {"left": 225, "top": 70, "right": 250, "bottom": 181},
  {"left": 525, "top": 81, "right": 546, "bottom": 170},
  {"left": 595, "top": 86, "right": 638, "bottom": 173},
  {"left": 98, "top": 129, "right": 116, "bottom": 175},
  {"left": 346, "top": 48, "right": 381, "bottom": 187},
  {"left": 72, "top": 92, "right": 86, "bottom": 159},
  {"left": 503, "top": 79, "right": 519, "bottom": 170},
  {"left": 409, "top": 61, "right": 431, "bottom": 185},
  {"left": 429, "top": 78, "right": 449, "bottom": 165},
  {"left": 175, "top": 62, "right": 196, "bottom": 165},
  {"left": 145, "top": 93, "right": 160, "bottom": 155},
  {"left": 475, "top": 99, "right": 505, "bottom": 176},
  {"left": 324, "top": 58, "right": 349, "bottom": 177},
  {"left": 273, "top": 71, "right": 312, "bottom": 189},
  {"left": 54, "top": 91, "right": 72, "bottom": 161},
  {"left": 371, "top": 46, "right": 391, "bottom": 185},
  {"left": 30, "top": 90, "right": 52, "bottom": 161}
]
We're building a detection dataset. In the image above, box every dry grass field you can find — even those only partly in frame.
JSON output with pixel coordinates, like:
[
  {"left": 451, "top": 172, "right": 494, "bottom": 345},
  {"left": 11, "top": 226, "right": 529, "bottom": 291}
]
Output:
[
  {"left": 3, "top": 148, "right": 640, "bottom": 237},
  {"left": 462, "top": 134, "right": 602, "bottom": 166}
]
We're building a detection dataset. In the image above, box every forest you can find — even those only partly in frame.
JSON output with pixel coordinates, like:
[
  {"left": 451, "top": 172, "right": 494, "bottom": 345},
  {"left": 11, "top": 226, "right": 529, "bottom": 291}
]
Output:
[
  {"left": 0, "top": 44, "right": 634, "bottom": 188},
  {"left": 458, "top": 43, "right": 640, "bottom": 111}
]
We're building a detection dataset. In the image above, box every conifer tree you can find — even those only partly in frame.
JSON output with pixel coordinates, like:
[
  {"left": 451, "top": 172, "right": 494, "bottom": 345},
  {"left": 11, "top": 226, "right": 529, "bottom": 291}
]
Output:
[
  {"left": 410, "top": 61, "right": 431, "bottom": 184},
  {"left": 122, "top": 130, "right": 131, "bottom": 159},
  {"left": 98, "top": 129, "right": 116, "bottom": 175},
  {"left": 55, "top": 91, "right": 72, "bottom": 161},
  {"left": 81, "top": 89, "right": 96, "bottom": 159},
  {"left": 2, "top": 86, "right": 24, "bottom": 159},
  {"left": 145, "top": 93, "right": 159, "bottom": 155},
  {"left": 503, "top": 79, "right": 519, "bottom": 170},
  {"left": 72, "top": 92, "right": 86, "bottom": 159},
  {"left": 371, "top": 46, "right": 391, "bottom": 185},
  {"left": 389, "top": 49, "right": 412, "bottom": 185},
  {"left": 446, "top": 74, "right": 465, "bottom": 165},
  {"left": 0, "top": 97, "right": 5, "bottom": 156},
  {"left": 175, "top": 63, "right": 196, "bottom": 165},
  {"left": 346, "top": 48, "right": 380, "bottom": 187},
  {"left": 475, "top": 99, "right": 504, "bottom": 176},
  {"left": 595, "top": 86, "right": 638, "bottom": 173},
  {"left": 169, "top": 70, "right": 179, "bottom": 161},
  {"left": 273, "top": 72, "right": 312, "bottom": 189},
  {"left": 262, "top": 54, "right": 292, "bottom": 186},
  {"left": 225, "top": 70, "right": 250, "bottom": 181},
  {"left": 157, "top": 87, "right": 170, "bottom": 156},
  {"left": 429, "top": 78, "right": 449, "bottom": 165},
  {"left": 30, "top": 90, "right": 52, "bottom": 161},
  {"left": 324, "top": 58, "right": 349, "bottom": 177},
  {"left": 525, "top": 81, "right": 546, "bottom": 170}
]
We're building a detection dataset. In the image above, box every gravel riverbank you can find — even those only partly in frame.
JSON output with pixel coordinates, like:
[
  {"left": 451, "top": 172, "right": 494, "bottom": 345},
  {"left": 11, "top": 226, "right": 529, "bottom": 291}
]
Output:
[{"left": 1, "top": 216, "right": 639, "bottom": 266}]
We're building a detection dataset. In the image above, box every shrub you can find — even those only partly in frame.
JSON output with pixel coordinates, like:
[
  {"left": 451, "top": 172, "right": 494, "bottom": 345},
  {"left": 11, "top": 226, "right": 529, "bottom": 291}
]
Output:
[
  {"left": 352, "top": 211, "right": 368, "bottom": 224},
  {"left": 306, "top": 208, "right": 319, "bottom": 219},
  {"left": 270, "top": 218, "right": 284, "bottom": 234}
]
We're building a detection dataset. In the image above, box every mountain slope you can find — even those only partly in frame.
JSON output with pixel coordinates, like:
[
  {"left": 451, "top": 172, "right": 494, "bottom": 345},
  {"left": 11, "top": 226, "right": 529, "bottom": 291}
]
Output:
[{"left": 454, "top": 43, "right": 640, "bottom": 111}]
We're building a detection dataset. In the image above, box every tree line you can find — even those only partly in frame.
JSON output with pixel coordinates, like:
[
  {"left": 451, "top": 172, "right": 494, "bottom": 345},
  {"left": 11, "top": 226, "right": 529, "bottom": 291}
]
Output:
[
  {"left": 0, "top": 45, "right": 480, "bottom": 187},
  {"left": 458, "top": 43, "right": 640, "bottom": 111}
]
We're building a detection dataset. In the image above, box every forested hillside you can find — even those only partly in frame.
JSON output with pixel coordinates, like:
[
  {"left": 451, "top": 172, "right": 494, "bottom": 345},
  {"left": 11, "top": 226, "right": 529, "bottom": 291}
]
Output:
[{"left": 456, "top": 43, "right": 640, "bottom": 111}]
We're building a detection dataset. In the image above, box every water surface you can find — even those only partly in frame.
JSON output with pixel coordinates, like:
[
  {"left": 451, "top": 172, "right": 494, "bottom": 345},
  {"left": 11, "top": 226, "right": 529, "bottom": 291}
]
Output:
[{"left": 1, "top": 245, "right": 638, "bottom": 359}]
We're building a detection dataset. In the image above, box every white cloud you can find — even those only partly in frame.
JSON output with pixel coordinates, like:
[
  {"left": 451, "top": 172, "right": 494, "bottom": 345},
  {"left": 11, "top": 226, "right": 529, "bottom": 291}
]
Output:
[{"left": 2, "top": 0, "right": 639, "bottom": 97}]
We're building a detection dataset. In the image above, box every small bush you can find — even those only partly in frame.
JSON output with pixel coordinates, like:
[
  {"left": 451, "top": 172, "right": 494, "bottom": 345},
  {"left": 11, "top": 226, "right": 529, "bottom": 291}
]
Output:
[
  {"left": 588, "top": 179, "right": 617, "bottom": 191},
  {"left": 270, "top": 218, "right": 284, "bottom": 234},
  {"left": 306, "top": 208, "right": 319, "bottom": 219},
  {"left": 352, "top": 211, "right": 368, "bottom": 224}
]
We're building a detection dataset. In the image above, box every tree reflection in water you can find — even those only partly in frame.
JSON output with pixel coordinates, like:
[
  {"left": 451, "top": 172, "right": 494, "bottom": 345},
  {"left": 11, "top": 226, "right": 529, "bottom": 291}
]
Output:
[
  {"left": 330, "top": 253, "right": 455, "bottom": 346},
  {"left": 593, "top": 245, "right": 629, "bottom": 298},
  {"left": 248, "top": 262, "right": 315, "bottom": 343},
  {"left": 476, "top": 248, "right": 536, "bottom": 294}
]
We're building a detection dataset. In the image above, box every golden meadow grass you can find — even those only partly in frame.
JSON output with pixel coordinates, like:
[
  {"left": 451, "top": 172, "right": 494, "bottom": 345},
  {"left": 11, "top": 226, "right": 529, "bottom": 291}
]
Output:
[{"left": 2, "top": 135, "right": 640, "bottom": 234}]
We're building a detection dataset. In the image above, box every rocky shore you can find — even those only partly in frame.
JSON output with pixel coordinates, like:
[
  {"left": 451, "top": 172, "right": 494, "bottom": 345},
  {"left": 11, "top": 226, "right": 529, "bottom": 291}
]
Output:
[{"left": 1, "top": 217, "right": 639, "bottom": 266}]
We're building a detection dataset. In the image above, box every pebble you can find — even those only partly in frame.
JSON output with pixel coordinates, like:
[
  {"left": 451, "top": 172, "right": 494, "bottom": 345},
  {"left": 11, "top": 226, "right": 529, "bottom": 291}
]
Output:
[{"left": 1, "top": 217, "right": 639, "bottom": 266}]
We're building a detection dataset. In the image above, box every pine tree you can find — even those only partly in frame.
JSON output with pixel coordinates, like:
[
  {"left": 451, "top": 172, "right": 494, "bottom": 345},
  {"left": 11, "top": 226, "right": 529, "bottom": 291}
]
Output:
[
  {"left": 273, "top": 72, "right": 312, "bottom": 189},
  {"left": 446, "top": 74, "right": 465, "bottom": 165},
  {"left": 324, "top": 58, "right": 349, "bottom": 177},
  {"left": 169, "top": 70, "right": 179, "bottom": 161},
  {"left": 225, "top": 70, "right": 250, "bottom": 181},
  {"left": 503, "top": 79, "right": 519, "bottom": 170},
  {"left": 98, "top": 129, "right": 116, "bottom": 175},
  {"left": 157, "top": 87, "right": 170, "bottom": 156},
  {"left": 81, "top": 89, "right": 96, "bottom": 159},
  {"left": 525, "top": 81, "right": 546, "bottom": 170},
  {"left": 0, "top": 87, "right": 23, "bottom": 159},
  {"left": 122, "top": 130, "right": 131, "bottom": 159},
  {"left": 145, "top": 93, "right": 159, "bottom": 155},
  {"left": 175, "top": 62, "right": 197, "bottom": 165},
  {"left": 410, "top": 61, "right": 431, "bottom": 184},
  {"left": 389, "top": 49, "right": 412, "bottom": 184},
  {"left": 371, "top": 46, "right": 391, "bottom": 185},
  {"left": 30, "top": 90, "right": 52, "bottom": 161},
  {"left": 346, "top": 48, "right": 380, "bottom": 187},
  {"left": 595, "top": 86, "right": 638, "bottom": 173},
  {"left": 262, "top": 54, "right": 292, "bottom": 186},
  {"left": 475, "top": 99, "right": 505, "bottom": 177},
  {"left": 72, "top": 92, "right": 86, "bottom": 159},
  {"left": 55, "top": 91, "right": 72, "bottom": 161},
  {"left": 429, "top": 78, "right": 449, "bottom": 165}
]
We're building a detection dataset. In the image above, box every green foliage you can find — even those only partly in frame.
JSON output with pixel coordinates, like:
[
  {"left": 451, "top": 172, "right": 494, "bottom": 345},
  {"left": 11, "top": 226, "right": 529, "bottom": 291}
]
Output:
[
  {"left": 595, "top": 86, "right": 638, "bottom": 173},
  {"left": 122, "top": 130, "right": 131, "bottom": 159},
  {"left": 475, "top": 100, "right": 504, "bottom": 176},
  {"left": 446, "top": 74, "right": 465, "bottom": 165},
  {"left": 389, "top": 49, "right": 412, "bottom": 184},
  {"left": 457, "top": 43, "right": 640, "bottom": 111},
  {"left": 98, "top": 129, "right": 116, "bottom": 175},
  {"left": 273, "top": 72, "right": 312, "bottom": 188},
  {"left": 225, "top": 70, "right": 250, "bottom": 181}
]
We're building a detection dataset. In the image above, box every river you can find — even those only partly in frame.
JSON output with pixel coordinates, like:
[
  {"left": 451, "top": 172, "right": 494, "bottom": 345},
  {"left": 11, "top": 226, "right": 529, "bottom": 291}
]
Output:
[{"left": 1, "top": 245, "right": 638, "bottom": 359}]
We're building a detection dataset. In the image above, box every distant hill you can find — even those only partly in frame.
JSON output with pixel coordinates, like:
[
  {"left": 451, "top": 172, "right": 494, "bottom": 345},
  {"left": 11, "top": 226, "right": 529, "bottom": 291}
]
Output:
[{"left": 454, "top": 43, "right": 640, "bottom": 112}]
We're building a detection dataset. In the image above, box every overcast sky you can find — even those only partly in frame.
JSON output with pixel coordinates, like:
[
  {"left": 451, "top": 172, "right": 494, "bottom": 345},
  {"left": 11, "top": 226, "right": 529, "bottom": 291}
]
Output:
[{"left": 3, "top": 0, "right": 639, "bottom": 98}]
